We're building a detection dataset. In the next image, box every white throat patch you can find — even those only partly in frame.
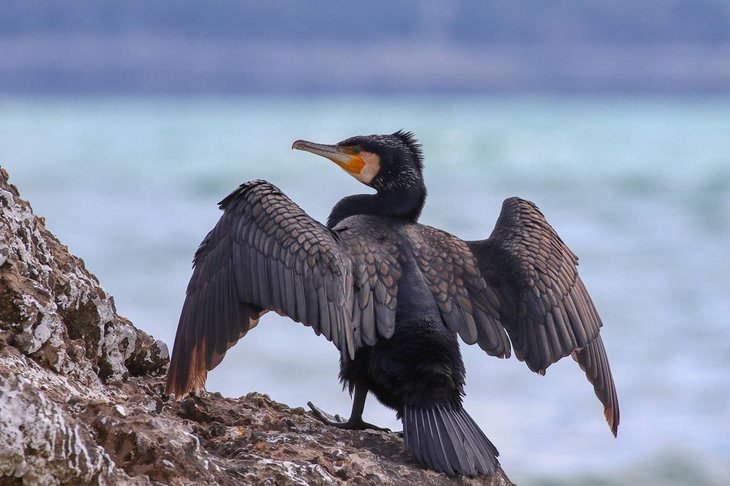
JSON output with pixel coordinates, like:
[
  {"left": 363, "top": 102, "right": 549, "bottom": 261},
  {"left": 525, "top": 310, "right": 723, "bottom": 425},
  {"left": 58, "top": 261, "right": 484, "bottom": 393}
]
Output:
[{"left": 354, "top": 152, "right": 380, "bottom": 185}]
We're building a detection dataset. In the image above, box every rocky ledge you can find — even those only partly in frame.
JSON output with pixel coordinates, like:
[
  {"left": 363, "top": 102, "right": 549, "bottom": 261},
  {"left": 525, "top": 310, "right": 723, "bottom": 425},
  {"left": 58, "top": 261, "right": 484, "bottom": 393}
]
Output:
[{"left": 0, "top": 167, "right": 513, "bottom": 485}]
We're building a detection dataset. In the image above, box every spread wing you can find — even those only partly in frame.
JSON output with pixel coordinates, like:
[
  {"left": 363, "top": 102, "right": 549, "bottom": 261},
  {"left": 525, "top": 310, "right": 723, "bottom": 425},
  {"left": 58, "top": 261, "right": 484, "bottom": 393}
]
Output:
[
  {"left": 166, "top": 180, "right": 356, "bottom": 398},
  {"left": 404, "top": 224, "right": 511, "bottom": 358},
  {"left": 468, "top": 197, "right": 619, "bottom": 435}
]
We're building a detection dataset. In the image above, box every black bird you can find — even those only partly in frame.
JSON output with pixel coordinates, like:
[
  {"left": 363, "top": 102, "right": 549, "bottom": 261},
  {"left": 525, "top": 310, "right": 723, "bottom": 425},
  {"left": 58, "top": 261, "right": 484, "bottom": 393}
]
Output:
[{"left": 166, "top": 131, "right": 619, "bottom": 477}]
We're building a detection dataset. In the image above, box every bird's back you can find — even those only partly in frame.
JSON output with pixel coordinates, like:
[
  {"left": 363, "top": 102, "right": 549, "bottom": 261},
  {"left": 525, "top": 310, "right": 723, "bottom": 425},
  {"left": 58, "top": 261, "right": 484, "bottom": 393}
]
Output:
[
  {"left": 334, "top": 215, "right": 465, "bottom": 396},
  {"left": 334, "top": 215, "right": 443, "bottom": 320}
]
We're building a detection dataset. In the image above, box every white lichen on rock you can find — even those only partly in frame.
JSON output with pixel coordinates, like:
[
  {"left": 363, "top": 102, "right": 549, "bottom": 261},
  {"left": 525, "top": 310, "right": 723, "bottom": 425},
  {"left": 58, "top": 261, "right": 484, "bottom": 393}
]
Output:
[
  {"left": 0, "top": 167, "right": 167, "bottom": 383},
  {"left": 1, "top": 167, "right": 168, "bottom": 484},
  {"left": 0, "top": 372, "right": 122, "bottom": 485}
]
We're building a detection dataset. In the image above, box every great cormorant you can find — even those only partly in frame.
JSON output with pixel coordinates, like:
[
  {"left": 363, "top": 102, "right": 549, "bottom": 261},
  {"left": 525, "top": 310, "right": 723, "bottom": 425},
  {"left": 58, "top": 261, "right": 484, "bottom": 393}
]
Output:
[{"left": 166, "top": 131, "right": 619, "bottom": 477}]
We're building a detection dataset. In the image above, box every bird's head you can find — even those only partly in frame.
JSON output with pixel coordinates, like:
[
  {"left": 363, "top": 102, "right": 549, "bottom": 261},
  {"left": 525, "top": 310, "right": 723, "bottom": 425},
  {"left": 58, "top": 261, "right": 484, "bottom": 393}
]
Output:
[{"left": 293, "top": 130, "right": 424, "bottom": 192}]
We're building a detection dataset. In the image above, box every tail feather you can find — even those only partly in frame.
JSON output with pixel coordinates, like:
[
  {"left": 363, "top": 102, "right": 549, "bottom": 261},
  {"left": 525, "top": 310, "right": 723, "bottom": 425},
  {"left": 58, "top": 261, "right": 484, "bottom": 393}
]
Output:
[
  {"left": 438, "top": 404, "right": 483, "bottom": 474},
  {"left": 420, "top": 409, "right": 442, "bottom": 472},
  {"left": 450, "top": 405, "right": 497, "bottom": 472},
  {"left": 404, "top": 403, "right": 499, "bottom": 477}
]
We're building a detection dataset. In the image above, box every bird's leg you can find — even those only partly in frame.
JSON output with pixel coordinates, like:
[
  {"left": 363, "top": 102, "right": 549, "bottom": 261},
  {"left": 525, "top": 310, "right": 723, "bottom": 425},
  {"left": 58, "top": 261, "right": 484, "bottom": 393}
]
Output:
[{"left": 307, "top": 383, "right": 390, "bottom": 432}]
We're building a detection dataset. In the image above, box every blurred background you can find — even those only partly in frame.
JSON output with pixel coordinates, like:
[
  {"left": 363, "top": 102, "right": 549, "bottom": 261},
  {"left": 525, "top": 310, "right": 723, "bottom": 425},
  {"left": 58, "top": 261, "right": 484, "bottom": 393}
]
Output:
[{"left": 1, "top": 1, "right": 729, "bottom": 485}]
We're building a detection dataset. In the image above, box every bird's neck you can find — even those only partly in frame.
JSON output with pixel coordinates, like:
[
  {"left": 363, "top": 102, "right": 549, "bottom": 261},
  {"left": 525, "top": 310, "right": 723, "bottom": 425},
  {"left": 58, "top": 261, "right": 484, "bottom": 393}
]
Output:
[{"left": 327, "top": 184, "right": 426, "bottom": 228}]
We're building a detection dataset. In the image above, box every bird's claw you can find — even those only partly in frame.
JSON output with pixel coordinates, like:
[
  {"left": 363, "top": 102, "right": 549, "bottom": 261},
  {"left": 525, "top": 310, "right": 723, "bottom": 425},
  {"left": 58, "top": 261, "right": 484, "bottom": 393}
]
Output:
[
  {"left": 307, "top": 401, "right": 391, "bottom": 432},
  {"left": 307, "top": 401, "right": 344, "bottom": 425}
]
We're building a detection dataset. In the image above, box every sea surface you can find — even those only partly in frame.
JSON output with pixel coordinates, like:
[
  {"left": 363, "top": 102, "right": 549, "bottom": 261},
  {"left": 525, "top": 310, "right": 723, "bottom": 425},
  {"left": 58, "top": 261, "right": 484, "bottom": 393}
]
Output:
[{"left": 1, "top": 96, "right": 728, "bottom": 485}]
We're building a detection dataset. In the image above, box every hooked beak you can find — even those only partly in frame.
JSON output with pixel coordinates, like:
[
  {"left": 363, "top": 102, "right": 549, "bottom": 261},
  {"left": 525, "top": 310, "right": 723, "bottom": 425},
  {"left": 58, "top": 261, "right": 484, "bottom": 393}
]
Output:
[{"left": 292, "top": 140, "right": 365, "bottom": 175}]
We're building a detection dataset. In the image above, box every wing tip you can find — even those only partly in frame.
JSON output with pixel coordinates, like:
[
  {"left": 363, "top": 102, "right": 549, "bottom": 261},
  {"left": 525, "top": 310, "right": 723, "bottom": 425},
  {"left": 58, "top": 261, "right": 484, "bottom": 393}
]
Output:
[
  {"left": 166, "top": 334, "right": 210, "bottom": 400},
  {"left": 573, "top": 335, "right": 620, "bottom": 438},
  {"left": 605, "top": 405, "right": 619, "bottom": 437},
  {"left": 165, "top": 366, "right": 208, "bottom": 400}
]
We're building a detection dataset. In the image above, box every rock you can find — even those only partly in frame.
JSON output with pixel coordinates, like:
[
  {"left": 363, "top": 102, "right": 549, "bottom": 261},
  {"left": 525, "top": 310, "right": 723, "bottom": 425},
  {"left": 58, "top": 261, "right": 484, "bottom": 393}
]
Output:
[{"left": 0, "top": 167, "right": 514, "bottom": 485}]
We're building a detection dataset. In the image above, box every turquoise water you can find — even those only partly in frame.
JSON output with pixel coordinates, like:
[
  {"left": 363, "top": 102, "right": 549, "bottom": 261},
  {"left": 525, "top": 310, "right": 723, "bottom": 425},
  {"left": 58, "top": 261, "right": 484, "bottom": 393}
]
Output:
[{"left": 2, "top": 96, "right": 729, "bottom": 485}]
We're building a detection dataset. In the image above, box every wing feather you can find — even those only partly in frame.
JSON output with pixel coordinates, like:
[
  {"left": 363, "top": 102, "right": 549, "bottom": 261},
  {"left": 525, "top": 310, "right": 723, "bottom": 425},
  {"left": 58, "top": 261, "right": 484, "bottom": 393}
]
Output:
[
  {"left": 404, "top": 224, "right": 511, "bottom": 358},
  {"left": 468, "top": 197, "right": 604, "bottom": 372},
  {"left": 468, "top": 197, "right": 619, "bottom": 434},
  {"left": 334, "top": 215, "right": 402, "bottom": 344},
  {"left": 166, "top": 180, "right": 356, "bottom": 398},
  {"left": 573, "top": 335, "right": 620, "bottom": 436}
]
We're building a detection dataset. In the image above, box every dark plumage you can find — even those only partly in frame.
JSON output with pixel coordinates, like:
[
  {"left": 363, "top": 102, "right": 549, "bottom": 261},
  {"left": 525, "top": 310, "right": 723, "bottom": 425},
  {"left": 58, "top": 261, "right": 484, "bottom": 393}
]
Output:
[{"left": 166, "top": 130, "right": 619, "bottom": 477}]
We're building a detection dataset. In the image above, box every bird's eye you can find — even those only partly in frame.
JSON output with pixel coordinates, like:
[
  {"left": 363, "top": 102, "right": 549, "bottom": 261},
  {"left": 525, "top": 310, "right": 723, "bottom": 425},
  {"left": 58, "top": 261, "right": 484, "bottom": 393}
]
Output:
[{"left": 352, "top": 147, "right": 362, "bottom": 155}]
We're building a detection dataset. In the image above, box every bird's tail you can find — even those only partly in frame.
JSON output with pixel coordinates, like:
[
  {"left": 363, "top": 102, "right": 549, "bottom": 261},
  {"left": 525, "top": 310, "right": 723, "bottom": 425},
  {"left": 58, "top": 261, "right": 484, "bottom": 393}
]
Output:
[{"left": 402, "top": 402, "right": 499, "bottom": 477}]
